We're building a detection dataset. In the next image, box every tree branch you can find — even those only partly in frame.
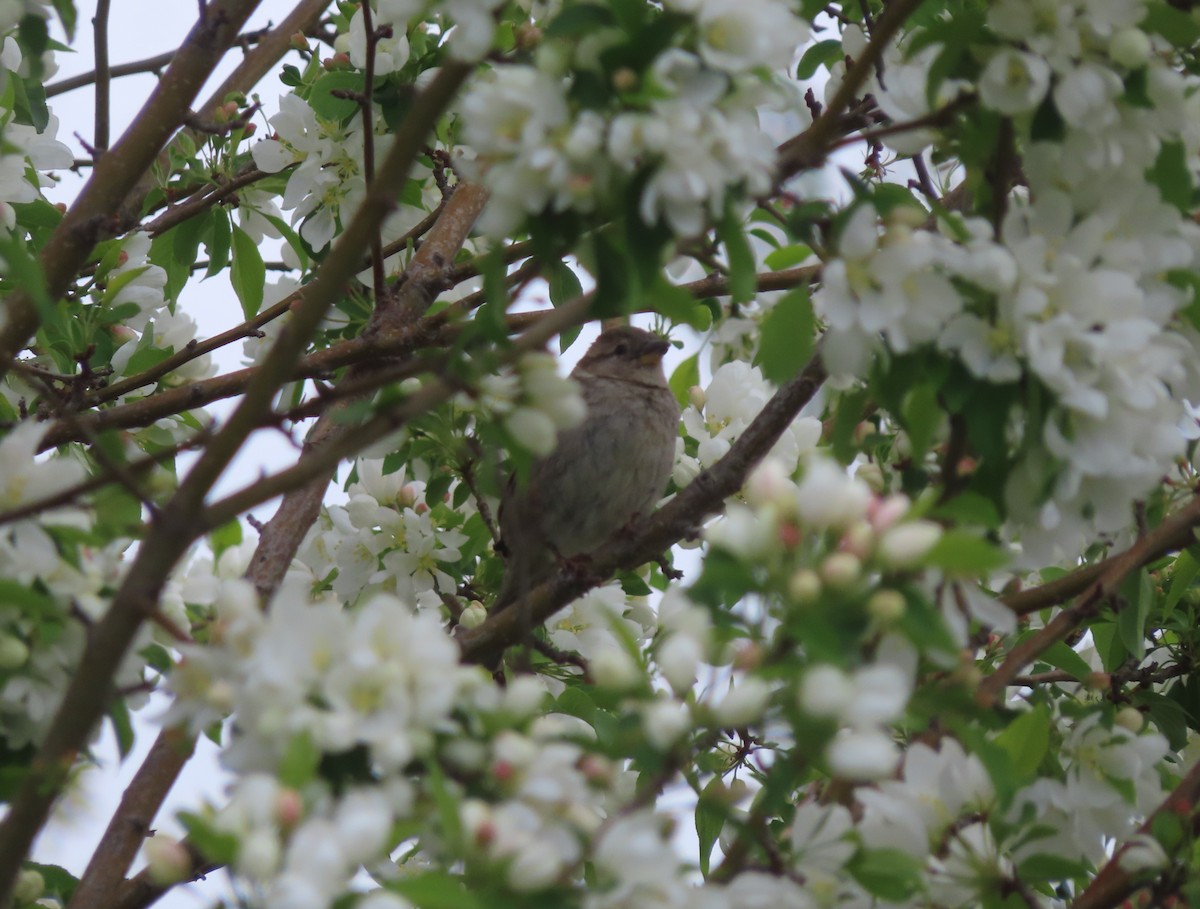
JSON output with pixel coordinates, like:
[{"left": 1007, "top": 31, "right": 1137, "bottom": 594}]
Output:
[
  {"left": 0, "top": 0, "right": 267, "bottom": 382},
  {"left": 978, "top": 495, "right": 1200, "bottom": 708},
  {"left": 35, "top": 265, "right": 821, "bottom": 450},
  {"left": 64, "top": 728, "right": 195, "bottom": 909},
  {"left": 0, "top": 57, "right": 472, "bottom": 902},
  {"left": 92, "top": 0, "right": 112, "bottom": 153},
  {"left": 777, "top": 0, "right": 926, "bottom": 179},
  {"left": 1071, "top": 757, "right": 1200, "bottom": 909}
]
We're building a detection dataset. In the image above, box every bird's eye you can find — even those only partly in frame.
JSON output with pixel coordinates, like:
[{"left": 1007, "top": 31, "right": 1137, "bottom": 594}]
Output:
[{"left": 613, "top": 343, "right": 629, "bottom": 357}]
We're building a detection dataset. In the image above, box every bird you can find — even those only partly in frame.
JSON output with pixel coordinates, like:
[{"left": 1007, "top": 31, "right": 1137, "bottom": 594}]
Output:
[{"left": 492, "top": 325, "right": 681, "bottom": 615}]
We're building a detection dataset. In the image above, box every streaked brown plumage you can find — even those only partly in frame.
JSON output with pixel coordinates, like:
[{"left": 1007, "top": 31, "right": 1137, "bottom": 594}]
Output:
[{"left": 493, "top": 326, "right": 680, "bottom": 614}]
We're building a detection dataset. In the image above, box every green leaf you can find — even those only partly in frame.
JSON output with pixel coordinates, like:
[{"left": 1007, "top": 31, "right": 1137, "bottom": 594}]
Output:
[
  {"left": 1116, "top": 569, "right": 1152, "bottom": 660},
  {"left": 651, "top": 278, "right": 712, "bottom": 330},
  {"left": 426, "top": 761, "right": 465, "bottom": 852},
  {"left": 0, "top": 233, "right": 51, "bottom": 314},
  {"left": 830, "top": 387, "right": 869, "bottom": 465},
  {"left": 308, "top": 70, "right": 365, "bottom": 121},
  {"left": 847, "top": 848, "right": 924, "bottom": 901},
  {"left": 669, "top": 353, "right": 699, "bottom": 408},
  {"left": 1136, "top": 690, "right": 1189, "bottom": 751},
  {"left": 388, "top": 873, "right": 482, "bottom": 909},
  {"left": 231, "top": 226, "right": 266, "bottom": 319},
  {"left": 278, "top": 732, "right": 320, "bottom": 789},
  {"left": 205, "top": 210, "right": 233, "bottom": 278},
  {"left": 1164, "top": 548, "right": 1199, "bottom": 613},
  {"left": 925, "top": 530, "right": 1009, "bottom": 575},
  {"left": 109, "top": 698, "right": 136, "bottom": 759},
  {"left": 1142, "top": 2, "right": 1200, "bottom": 47},
  {"left": 762, "top": 243, "right": 813, "bottom": 270},
  {"left": 995, "top": 705, "right": 1050, "bottom": 780},
  {"left": 931, "top": 492, "right": 1001, "bottom": 529},
  {"left": 545, "top": 2, "right": 616, "bottom": 38},
  {"left": 695, "top": 777, "right": 726, "bottom": 877},
  {"left": 717, "top": 208, "right": 756, "bottom": 303},
  {"left": 178, "top": 812, "right": 240, "bottom": 865},
  {"left": 474, "top": 249, "right": 511, "bottom": 341},
  {"left": 1147, "top": 141, "right": 1192, "bottom": 213},
  {"left": 49, "top": 0, "right": 76, "bottom": 40},
  {"left": 753, "top": 287, "right": 814, "bottom": 385},
  {"left": 0, "top": 578, "right": 57, "bottom": 617},
  {"left": 1039, "top": 641, "right": 1095, "bottom": 682},
  {"left": 546, "top": 258, "right": 583, "bottom": 307},
  {"left": 209, "top": 519, "right": 243, "bottom": 560},
  {"left": 901, "top": 381, "right": 940, "bottom": 461},
  {"left": 1016, "top": 852, "right": 1090, "bottom": 882},
  {"left": 100, "top": 265, "right": 151, "bottom": 308},
  {"left": 795, "top": 39, "right": 842, "bottom": 79},
  {"left": 27, "top": 862, "right": 79, "bottom": 902}
]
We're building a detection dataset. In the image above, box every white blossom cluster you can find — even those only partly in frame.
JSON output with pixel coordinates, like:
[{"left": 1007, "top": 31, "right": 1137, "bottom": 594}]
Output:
[
  {"left": 815, "top": 0, "right": 1200, "bottom": 563},
  {"left": 299, "top": 458, "right": 469, "bottom": 610},
  {"left": 168, "top": 584, "right": 479, "bottom": 771},
  {"left": 675, "top": 360, "right": 822, "bottom": 488},
  {"left": 473, "top": 350, "right": 588, "bottom": 455},
  {"left": 458, "top": 0, "right": 806, "bottom": 236}
]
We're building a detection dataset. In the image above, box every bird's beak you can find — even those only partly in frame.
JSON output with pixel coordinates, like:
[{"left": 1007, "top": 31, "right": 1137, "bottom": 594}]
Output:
[{"left": 639, "top": 339, "right": 670, "bottom": 365}]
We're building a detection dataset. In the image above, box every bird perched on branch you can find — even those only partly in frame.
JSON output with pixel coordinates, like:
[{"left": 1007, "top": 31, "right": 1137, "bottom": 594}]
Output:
[{"left": 492, "top": 325, "right": 680, "bottom": 615}]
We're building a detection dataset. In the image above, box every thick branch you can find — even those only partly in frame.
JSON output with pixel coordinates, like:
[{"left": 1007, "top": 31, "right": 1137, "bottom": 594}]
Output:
[
  {"left": 65, "top": 728, "right": 195, "bottom": 909},
  {"left": 1001, "top": 501, "right": 1200, "bottom": 617},
  {"left": 246, "top": 181, "right": 491, "bottom": 600}
]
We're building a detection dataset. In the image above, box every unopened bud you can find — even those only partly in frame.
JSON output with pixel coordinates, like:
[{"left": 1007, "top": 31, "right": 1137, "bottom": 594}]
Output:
[
  {"left": 788, "top": 568, "right": 821, "bottom": 603},
  {"left": 13, "top": 869, "right": 44, "bottom": 904},
  {"left": 688, "top": 385, "right": 706, "bottom": 411},
  {"left": 275, "top": 788, "right": 304, "bottom": 827},
  {"left": 612, "top": 67, "right": 638, "bottom": 92},
  {"left": 591, "top": 647, "right": 641, "bottom": 691},
  {"left": 0, "top": 633, "right": 28, "bottom": 670},
  {"left": 459, "top": 601, "right": 487, "bottom": 629},
  {"left": 1115, "top": 706, "right": 1144, "bottom": 733},
  {"left": 821, "top": 552, "right": 861, "bottom": 589},
  {"left": 144, "top": 835, "right": 192, "bottom": 886},
  {"left": 867, "top": 589, "right": 906, "bottom": 622}
]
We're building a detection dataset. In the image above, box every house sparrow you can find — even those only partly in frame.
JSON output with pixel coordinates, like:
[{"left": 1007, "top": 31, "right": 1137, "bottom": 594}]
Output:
[{"left": 492, "top": 325, "right": 681, "bottom": 614}]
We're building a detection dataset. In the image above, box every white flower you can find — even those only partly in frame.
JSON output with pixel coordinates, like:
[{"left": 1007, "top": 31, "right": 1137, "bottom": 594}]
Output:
[
  {"left": 876, "top": 520, "right": 943, "bottom": 568},
  {"left": 826, "top": 728, "right": 899, "bottom": 781},
  {"left": 799, "top": 665, "right": 855, "bottom": 718},
  {"left": 347, "top": 4, "right": 410, "bottom": 74},
  {"left": 858, "top": 739, "right": 994, "bottom": 857},
  {"left": 978, "top": 49, "right": 1051, "bottom": 114},
  {"left": 795, "top": 457, "right": 871, "bottom": 530},
  {"left": 711, "top": 676, "right": 772, "bottom": 726},
  {"left": 691, "top": 0, "right": 807, "bottom": 74}
]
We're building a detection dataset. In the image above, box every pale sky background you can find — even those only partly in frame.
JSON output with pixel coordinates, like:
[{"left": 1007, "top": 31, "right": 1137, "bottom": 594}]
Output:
[{"left": 28, "top": 1, "right": 853, "bottom": 904}]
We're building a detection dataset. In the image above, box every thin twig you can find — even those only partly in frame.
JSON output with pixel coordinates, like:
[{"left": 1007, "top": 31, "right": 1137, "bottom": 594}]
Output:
[
  {"left": 46, "top": 51, "right": 176, "bottom": 97},
  {"left": 92, "top": 0, "right": 112, "bottom": 153},
  {"left": 978, "top": 495, "right": 1200, "bottom": 708}
]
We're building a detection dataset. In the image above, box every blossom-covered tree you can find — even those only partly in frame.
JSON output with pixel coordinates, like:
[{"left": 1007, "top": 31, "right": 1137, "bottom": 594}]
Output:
[{"left": 3, "top": 0, "right": 1200, "bottom": 907}]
